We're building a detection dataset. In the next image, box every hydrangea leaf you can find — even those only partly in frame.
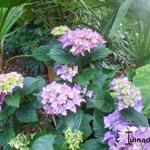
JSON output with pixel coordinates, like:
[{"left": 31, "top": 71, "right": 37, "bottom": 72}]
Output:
[
  {"left": 15, "top": 103, "right": 38, "bottom": 123},
  {"left": 0, "top": 126, "right": 15, "bottom": 147},
  {"left": 0, "top": 106, "right": 16, "bottom": 121},
  {"left": 91, "top": 47, "right": 112, "bottom": 61},
  {"left": 75, "top": 68, "right": 97, "bottom": 87},
  {"left": 133, "top": 64, "right": 150, "bottom": 118},
  {"left": 23, "top": 77, "right": 46, "bottom": 95},
  {"left": 120, "top": 107, "right": 149, "bottom": 127},
  {"left": 5, "top": 91, "right": 20, "bottom": 108},
  {"left": 31, "top": 134, "right": 56, "bottom": 150},
  {"left": 54, "top": 135, "right": 67, "bottom": 150},
  {"left": 48, "top": 48, "right": 75, "bottom": 64},
  {"left": 81, "top": 139, "right": 108, "bottom": 150}
]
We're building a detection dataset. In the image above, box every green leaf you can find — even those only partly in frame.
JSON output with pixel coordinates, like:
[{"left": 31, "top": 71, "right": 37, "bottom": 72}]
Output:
[
  {"left": 81, "top": 139, "right": 108, "bottom": 150},
  {"left": 133, "top": 64, "right": 150, "bottom": 118},
  {"left": 48, "top": 47, "right": 76, "bottom": 64},
  {"left": 32, "top": 40, "right": 60, "bottom": 62},
  {"left": 0, "top": 126, "right": 15, "bottom": 146},
  {"left": 5, "top": 91, "right": 20, "bottom": 108},
  {"left": 61, "top": 110, "right": 83, "bottom": 130},
  {"left": 54, "top": 135, "right": 67, "bottom": 150},
  {"left": 109, "top": 0, "right": 134, "bottom": 38},
  {"left": 23, "top": 77, "right": 46, "bottom": 95},
  {"left": 80, "top": 114, "right": 93, "bottom": 139},
  {"left": 92, "top": 47, "right": 112, "bottom": 61},
  {"left": 90, "top": 81, "right": 114, "bottom": 112},
  {"left": 75, "top": 68, "right": 96, "bottom": 87},
  {"left": 32, "top": 45, "right": 51, "bottom": 62},
  {"left": 0, "top": 0, "right": 29, "bottom": 8},
  {"left": 31, "top": 134, "right": 56, "bottom": 150},
  {"left": 93, "top": 110, "right": 106, "bottom": 139},
  {"left": 0, "top": 106, "right": 16, "bottom": 121},
  {"left": 120, "top": 107, "right": 149, "bottom": 127},
  {"left": 0, "top": 6, "right": 23, "bottom": 40},
  {"left": 15, "top": 103, "right": 38, "bottom": 123}
]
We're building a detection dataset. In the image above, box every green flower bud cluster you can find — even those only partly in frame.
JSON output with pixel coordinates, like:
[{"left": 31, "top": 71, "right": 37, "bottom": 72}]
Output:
[
  {"left": 64, "top": 127, "right": 83, "bottom": 150},
  {"left": 9, "top": 133, "right": 35, "bottom": 150},
  {"left": 51, "top": 25, "right": 70, "bottom": 36}
]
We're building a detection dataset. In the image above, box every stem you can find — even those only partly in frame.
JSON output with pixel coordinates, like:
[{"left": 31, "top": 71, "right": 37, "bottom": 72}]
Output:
[
  {"left": 0, "top": 39, "right": 4, "bottom": 73},
  {"left": 5, "top": 55, "right": 33, "bottom": 67},
  {"left": 52, "top": 115, "right": 56, "bottom": 127},
  {"left": 79, "top": 56, "right": 83, "bottom": 72}
]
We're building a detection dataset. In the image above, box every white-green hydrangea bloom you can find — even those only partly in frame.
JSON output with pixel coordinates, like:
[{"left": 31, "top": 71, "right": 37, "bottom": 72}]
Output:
[
  {"left": 0, "top": 72, "right": 24, "bottom": 94},
  {"left": 51, "top": 25, "right": 70, "bottom": 36},
  {"left": 65, "top": 127, "right": 83, "bottom": 150}
]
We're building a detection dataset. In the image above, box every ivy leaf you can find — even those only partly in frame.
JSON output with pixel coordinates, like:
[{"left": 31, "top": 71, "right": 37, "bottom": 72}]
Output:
[
  {"left": 120, "top": 107, "right": 149, "bottom": 127},
  {"left": 5, "top": 91, "right": 20, "bottom": 108},
  {"left": 31, "top": 134, "right": 56, "bottom": 150}
]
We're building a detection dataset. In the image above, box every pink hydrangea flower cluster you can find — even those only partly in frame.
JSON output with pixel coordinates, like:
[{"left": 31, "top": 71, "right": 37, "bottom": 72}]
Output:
[
  {"left": 57, "top": 64, "right": 78, "bottom": 82},
  {"left": 110, "top": 77, "right": 143, "bottom": 112},
  {"left": 0, "top": 72, "right": 24, "bottom": 111},
  {"left": 59, "top": 28, "right": 106, "bottom": 56},
  {"left": 41, "top": 81, "right": 85, "bottom": 116}
]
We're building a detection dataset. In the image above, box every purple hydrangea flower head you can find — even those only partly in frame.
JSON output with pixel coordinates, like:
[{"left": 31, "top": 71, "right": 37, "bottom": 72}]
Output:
[
  {"left": 110, "top": 77, "right": 143, "bottom": 112},
  {"left": 41, "top": 81, "right": 85, "bottom": 116},
  {"left": 104, "top": 110, "right": 135, "bottom": 132},
  {"left": 59, "top": 28, "right": 106, "bottom": 56},
  {"left": 103, "top": 110, "right": 150, "bottom": 150},
  {"left": 57, "top": 64, "right": 78, "bottom": 82},
  {"left": 105, "top": 127, "right": 150, "bottom": 150}
]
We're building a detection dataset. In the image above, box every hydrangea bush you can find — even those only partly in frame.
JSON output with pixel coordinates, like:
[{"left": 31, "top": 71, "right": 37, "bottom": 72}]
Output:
[{"left": 0, "top": 26, "right": 149, "bottom": 150}]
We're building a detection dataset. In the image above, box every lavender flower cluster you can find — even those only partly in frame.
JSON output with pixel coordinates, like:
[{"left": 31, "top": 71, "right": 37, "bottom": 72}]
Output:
[
  {"left": 110, "top": 77, "right": 143, "bottom": 112},
  {"left": 104, "top": 112, "right": 150, "bottom": 150},
  {"left": 0, "top": 72, "right": 24, "bottom": 111},
  {"left": 56, "top": 64, "right": 78, "bottom": 82},
  {"left": 103, "top": 77, "right": 150, "bottom": 149},
  {"left": 41, "top": 81, "right": 85, "bottom": 116},
  {"left": 59, "top": 28, "right": 106, "bottom": 56}
]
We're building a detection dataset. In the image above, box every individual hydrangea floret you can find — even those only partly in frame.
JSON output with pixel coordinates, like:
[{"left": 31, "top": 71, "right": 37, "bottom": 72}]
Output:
[
  {"left": 51, "top": 25, "right": 70, "bottom": 36},
  {"left": 59, "top": 28, "right": 106, "bottom": 56},
  {"left": 110, "top": 77, "right": 143, "bottom": 112},
  {"left": 65, "top": 127, "right": 83, "bottom": 150},
  {"left": 57, "top": 64, "right": 78, "bottom": 82},
  {"left": 41, "top": 81, "right": 85, "bottom": 116}
]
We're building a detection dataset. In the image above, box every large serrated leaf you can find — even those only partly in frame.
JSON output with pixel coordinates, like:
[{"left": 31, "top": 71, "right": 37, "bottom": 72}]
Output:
[
  {"left": 120, "top": 107, "right": 149, "bottom": 127},
  {"left": 31, "top": 134, "right": 56, "bottom": 150},
  {"left": 133, "top": 64, "right": 150, "bottom": 118}
]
